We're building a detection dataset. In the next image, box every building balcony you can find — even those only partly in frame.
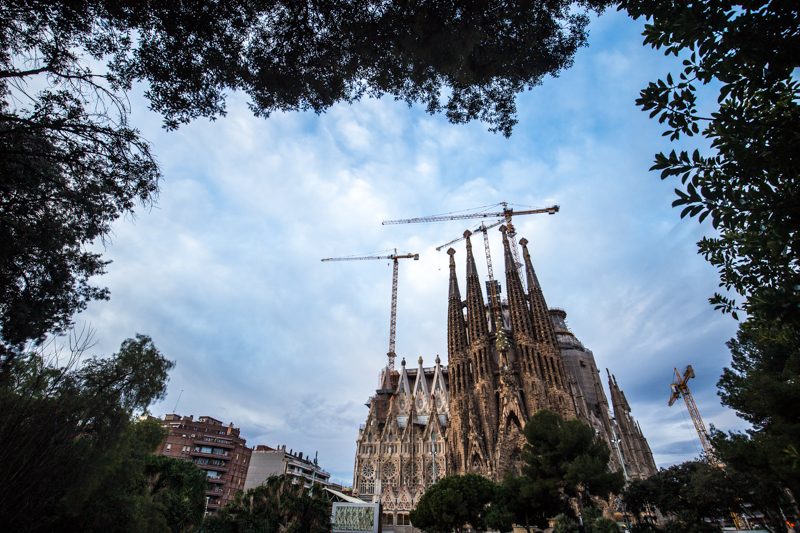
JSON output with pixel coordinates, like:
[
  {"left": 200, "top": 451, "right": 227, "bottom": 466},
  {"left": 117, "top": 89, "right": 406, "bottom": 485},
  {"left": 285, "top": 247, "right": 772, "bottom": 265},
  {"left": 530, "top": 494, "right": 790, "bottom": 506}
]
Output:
[
  {"left": 194, "top": 437, "right": 235, "bottom": 449},
  {"left": 206, "top": 476, "right": 225, "bottom": 484},
  {"left": 197, "top": 462, "right": 229, "bottom": 472},
  {"left": 191, "top": 450, "right": 230, "bottom": 460}
]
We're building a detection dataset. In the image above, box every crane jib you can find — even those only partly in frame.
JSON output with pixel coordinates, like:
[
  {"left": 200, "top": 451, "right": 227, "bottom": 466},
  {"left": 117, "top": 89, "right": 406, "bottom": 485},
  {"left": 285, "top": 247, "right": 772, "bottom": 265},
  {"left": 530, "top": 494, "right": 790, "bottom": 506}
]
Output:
[{"left": 381, "top": 205, "right": 559, "bottom": 225}]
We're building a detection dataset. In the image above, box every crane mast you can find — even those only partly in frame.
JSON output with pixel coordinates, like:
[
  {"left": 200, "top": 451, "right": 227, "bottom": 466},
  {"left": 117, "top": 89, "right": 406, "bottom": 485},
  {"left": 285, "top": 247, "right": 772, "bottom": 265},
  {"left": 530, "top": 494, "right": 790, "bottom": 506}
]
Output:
[
  {"left": 479, "top": 225, "right": 501, "bottom": 328},
  {"left": 481, "top": 226, "right": 504, "bottom": 331},
  {"left": 669, "top": 365, "right": 716, "bottom": 462},
  {"left": 321, "top": 250, "right": 419, "bottom": 370},
  {"left": 389, "top": 257, "right": 399, "bottom": 366},
  {"left": 669, "top": 367, "right": 747, "bottom": 529}
]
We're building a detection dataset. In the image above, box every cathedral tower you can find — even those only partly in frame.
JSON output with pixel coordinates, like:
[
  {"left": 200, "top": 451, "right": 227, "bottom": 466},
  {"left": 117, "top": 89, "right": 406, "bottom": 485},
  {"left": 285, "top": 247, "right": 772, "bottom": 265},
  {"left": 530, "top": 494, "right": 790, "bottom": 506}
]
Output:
[
  {"left": 352, "top": 225, "right": 657, "bottom": 527},
  {"left": 608, "top": 371, "right": 658, "bottom": 480},
  {"left": 462, "top": 231, "right": 499, "bottom": 475},
  {"left": 443, "top": 226, "right": 578, "bottom": 479}
]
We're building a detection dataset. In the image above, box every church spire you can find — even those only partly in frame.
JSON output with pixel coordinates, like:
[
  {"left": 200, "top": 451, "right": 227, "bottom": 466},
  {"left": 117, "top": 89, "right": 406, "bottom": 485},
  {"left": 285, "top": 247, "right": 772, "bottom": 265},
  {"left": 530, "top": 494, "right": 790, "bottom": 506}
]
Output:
[
  {"left": 519, "top": 238, "right": 557, "bottom": 345},
  {"left": 607, "top": 370, "right": 631, "bottom": 413},
  {"left": 606, "top": 369, "right": 658, "bottom": 479},
  {"left": 500, "top": 226, "right": 534, "bottom": 340},
  {"left": 447, "top": 248, "right": 469, "bottom": 359},
  {"left": 464, "top": 231, "right": 489, "bottom": 342}
]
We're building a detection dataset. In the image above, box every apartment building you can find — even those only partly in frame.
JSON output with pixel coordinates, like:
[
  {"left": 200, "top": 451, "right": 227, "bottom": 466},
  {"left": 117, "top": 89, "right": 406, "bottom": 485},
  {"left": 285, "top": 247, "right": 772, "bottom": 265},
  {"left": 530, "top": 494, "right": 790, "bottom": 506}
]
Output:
[
  {"left": 157, "top": 414, "right": 252, "bottom": 513},
  {"left": 244, "top": 444, "right": 330, "bottom": 490}
]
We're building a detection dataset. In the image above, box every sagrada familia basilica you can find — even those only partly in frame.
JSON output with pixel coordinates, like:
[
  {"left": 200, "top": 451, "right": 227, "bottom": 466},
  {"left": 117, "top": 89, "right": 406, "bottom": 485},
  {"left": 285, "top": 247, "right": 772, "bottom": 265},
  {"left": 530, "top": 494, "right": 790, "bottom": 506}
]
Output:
[{"left": 351, "top": 226, "right": 657, "bottom": 527}]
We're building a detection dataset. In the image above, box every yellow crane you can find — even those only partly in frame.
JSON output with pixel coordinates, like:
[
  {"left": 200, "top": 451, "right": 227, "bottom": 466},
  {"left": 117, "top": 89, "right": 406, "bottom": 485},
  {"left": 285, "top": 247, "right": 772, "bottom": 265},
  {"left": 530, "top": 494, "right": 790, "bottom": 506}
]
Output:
[
  {"left": 669, "top": 365, "right": 717, "bottom": 463},
  {"left": 321, "top": 250, "right": 419, "bottom": 371},
  {"left": 670, "top": 366, "right": 751, "bottom": 530}
]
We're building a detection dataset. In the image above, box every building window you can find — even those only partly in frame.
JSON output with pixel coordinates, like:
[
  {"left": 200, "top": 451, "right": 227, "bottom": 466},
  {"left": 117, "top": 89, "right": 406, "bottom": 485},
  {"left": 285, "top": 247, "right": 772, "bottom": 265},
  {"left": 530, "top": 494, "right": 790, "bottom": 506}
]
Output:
[
  {"left": 359, "top": 480, "right": 375, "bottom": 494},
  {"left": 382, "top": 513, "right": 394, "bottom": 525},
  {"left": 397, "top": 513, "right": 411, "bottom": 525},
  {"left": 165, "top": 443, "right": 172, "bottom": 451}
]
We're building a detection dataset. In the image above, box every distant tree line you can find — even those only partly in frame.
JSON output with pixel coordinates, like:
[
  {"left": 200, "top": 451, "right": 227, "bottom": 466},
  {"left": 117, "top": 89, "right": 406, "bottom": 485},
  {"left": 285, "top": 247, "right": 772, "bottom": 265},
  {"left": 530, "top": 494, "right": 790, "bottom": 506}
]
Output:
[
  {"left": 623, "top": 459, "right": 794, "bottom": 533},
  {"left": 204, "top": 475, "right": 331, "bottom": 533}
]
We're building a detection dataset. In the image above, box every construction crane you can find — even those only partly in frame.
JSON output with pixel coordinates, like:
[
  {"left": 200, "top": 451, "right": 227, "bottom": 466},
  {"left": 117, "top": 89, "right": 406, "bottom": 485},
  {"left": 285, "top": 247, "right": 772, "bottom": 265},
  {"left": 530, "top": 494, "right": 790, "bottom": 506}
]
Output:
[
  {"left": 670, "top": 366, "right": 748, "bottom": 530},
  {"left": 435, "top": 219, "right": 504, "bottom": 252},
  {"left": 669, "top": 365, "right": 717, "bottom": 462},
  {"left": 321, "top": 250, "right": 419, "bottom": 371},
  {"left": 383, "top": 202, "right": 558, "bottom": 283}
]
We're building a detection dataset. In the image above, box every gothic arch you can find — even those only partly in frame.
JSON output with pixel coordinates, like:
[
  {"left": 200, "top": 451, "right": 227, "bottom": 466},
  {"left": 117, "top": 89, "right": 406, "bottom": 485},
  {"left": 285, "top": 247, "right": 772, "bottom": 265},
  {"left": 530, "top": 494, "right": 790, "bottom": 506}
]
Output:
[{"left": 505, "top": 411, "right": 522, "bottom": 432}]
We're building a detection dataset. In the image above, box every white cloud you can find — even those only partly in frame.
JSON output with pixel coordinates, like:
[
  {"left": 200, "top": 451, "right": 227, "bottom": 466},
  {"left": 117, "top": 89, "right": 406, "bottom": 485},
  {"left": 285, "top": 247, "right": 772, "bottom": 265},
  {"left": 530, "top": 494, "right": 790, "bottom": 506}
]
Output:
[{"left": 74, "top": 10, "right": 747, "bottom": 484}]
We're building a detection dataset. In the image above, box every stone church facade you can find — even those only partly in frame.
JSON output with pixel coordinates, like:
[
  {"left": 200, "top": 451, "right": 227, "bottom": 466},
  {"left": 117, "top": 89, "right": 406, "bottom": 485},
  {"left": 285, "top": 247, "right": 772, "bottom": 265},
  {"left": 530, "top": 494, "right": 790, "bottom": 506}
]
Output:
[{"left": 352, "top": 226, "right": 656, "bottom": 528}]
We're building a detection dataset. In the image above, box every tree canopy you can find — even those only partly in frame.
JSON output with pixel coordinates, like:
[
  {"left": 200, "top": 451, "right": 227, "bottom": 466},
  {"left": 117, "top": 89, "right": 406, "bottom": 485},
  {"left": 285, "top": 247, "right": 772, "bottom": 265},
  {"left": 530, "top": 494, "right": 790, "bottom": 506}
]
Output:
[
  {"left": 410, "top": 473, "right": 497, "bottom": 533},
  {"left": 3, "top": 0, "right": 613, "bottom": 133},
  {"left": 0, "top": 0, "right": 614, "bottom": 363},
  {"left": 520, "top": 410, "right": 624, "bottom": 526},
  {"left": 714, "top": 317, "right": 800, "bottom": 498},
  {"left": 144, "top": 454, "right": 208, "bottom": 533},
  {"left": 204, "top": 474, "right": 331, "bottom": 533},
  {"left": 624, "top": 461, "right": 736, "bottom": 533},
  {"left": 487, "top": 410, "right": 624, "bottom": 530},
  {"left": 620, "top": 0, "right": 800, "bottom": 514},
  {"left": 0, "top": 334, "right": 192, "bottom": 532},
  {"left": 619, "top": 0, "right": 800, "bottom": 324},
  {"left": 622, "top": 458, "right": 796, "bottom": 533}
]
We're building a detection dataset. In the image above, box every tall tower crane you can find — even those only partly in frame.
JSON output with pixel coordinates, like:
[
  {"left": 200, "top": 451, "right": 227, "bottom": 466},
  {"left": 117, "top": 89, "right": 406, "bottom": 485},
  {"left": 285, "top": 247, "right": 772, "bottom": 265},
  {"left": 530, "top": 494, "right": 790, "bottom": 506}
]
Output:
[
  {"left": 321, "top": 250, "right": 419, "bottom": 371},
  {"left": 669, "top": 365, "right": 717, "bottom": 462},
  {"left": 670, "top": 366, "right": 748, "bottom": 530},
  {"left": 383, "top": 202, "right": 559, "bottom": 285}
]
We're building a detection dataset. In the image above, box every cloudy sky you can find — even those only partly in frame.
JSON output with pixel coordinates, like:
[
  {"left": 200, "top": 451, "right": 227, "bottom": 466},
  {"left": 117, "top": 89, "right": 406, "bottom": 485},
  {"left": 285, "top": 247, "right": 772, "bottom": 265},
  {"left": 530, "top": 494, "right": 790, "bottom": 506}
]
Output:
[{"left": 75, "top": 9, "right": 747, "bottom": 484}]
